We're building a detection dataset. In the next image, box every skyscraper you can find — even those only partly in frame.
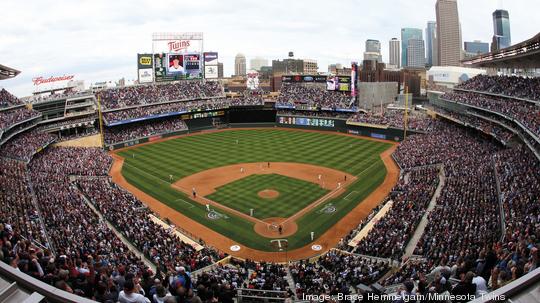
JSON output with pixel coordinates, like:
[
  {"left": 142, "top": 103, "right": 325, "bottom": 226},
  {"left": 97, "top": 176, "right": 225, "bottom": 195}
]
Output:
[
  {"left": 249, "top": 57, "right": 268, "bottom": 71},
  {"left": 389, "top": 38, "right": 400, "bottom": 68},
  {"left": 401, "top": 28, "right": 423, "bottom": 67},
  {"left": 407, "top": 39, "right": 426, "bottom": 68},
  {"left": 234, "top": 53, "right": 246, "bottom": 76},
  {"left": 426, "top": 21, "right": 436, "bottom": 67},
  {"left": 436, "top": 0, "right": 462, "bottom": 66},
  {"left": 464, "top": 41, "right": 490, "bottom": 54},
  {"left": 364, "top": 39, "right": 383, "bottom": 63},
  {"left": 492, "top": 9, "right": 511, "bottom": 50}
]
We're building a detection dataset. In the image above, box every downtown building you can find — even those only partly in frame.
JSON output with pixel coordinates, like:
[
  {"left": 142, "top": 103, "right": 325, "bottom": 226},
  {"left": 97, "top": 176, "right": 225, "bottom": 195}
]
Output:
[
  {"left": 426, "top": 21, "right": 437, "bottom": 67},
  {"left": 492, "top": 9, "right": 511, "bottom": 51},
  {"left": 389, "top": 38, "right": 400, "bottom": 69},
  {"left": 401, "top": 28, "right": 424, "bottom": 68},
  {"left": 234, "top": 53, "right": 247, "bottom": 76},
  {"left": 436, "top": 0, "right": 462, "bottom": 66}
]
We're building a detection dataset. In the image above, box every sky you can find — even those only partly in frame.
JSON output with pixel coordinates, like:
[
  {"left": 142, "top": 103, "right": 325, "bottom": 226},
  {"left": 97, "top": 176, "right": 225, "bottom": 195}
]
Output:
[{"left": 1, "top": 0, "right": 538, "bottom": 97}]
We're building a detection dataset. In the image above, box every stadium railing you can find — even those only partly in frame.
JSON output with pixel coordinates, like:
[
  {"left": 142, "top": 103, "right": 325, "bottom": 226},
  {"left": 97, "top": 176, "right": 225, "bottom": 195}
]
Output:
[
  {"left": 0, "top": 261, "right": 97, "bottom": 303},
  {"left": 236, "top": 288, "right": 287, "bottom": 302},
  {"left": 469, "top": 267, "right": 540, "bottom": 303}
]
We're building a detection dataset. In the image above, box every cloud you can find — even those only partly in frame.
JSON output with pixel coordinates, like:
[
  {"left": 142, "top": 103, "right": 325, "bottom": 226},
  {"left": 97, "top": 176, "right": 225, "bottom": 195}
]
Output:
[{"left": 1, "top": 0, "right": 538, "bottom": 96}]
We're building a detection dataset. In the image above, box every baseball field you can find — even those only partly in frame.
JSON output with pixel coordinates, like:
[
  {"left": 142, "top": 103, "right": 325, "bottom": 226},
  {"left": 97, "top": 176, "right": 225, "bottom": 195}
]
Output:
[{"left": 110, "top": 128, "right": 398, "bottom": 260}]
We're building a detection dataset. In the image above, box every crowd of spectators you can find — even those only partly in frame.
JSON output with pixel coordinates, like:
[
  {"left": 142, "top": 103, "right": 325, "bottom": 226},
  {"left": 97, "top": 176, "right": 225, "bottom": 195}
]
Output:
[
  {"left": 353, "top": 167, "right": 439, "bottom": 260},
  {"left": 103, "top": 96, "right": 263, "bottom": 124},
  {"left": 413, "top": 157, "right": 501, "bottom": 265},
  {"left": 104, "top": 118, "right": 187, "bottom": 144},
  {"left": 348, "top": 110, "right": 433, "bottom": 131},
  {"left": 36, "top": 116, "right": 97, "bottom": 131},
  {"left": 277, "top": 83, "right": 353, "bottom": 109},
  {"left": 442, "top": 91, "right": 540, "bottom": 138},
  {"left": 0, "top": 107, "right": 41, "bottom": 131},
  {"left": 0, "top": 159, "right": 47, "bottom": 246},
  {"left": 290, "top": 251, "right": 390, "bottom": 298},
  {"left": 77, "top": 178, "right": 222, "bottom": 273},
  {"left": 457, "top": 74, "right": 540, "bottom": 101},
  {"left": 96, "top": 81, "right": 224, "bottom": 110},
  {"left": 0, "top": 130, "right": 57, "bottom": 162},
  {"left": 337, "top": 204, "right": 385, "bottom": 251},
  {"left": 0, "top": 88, "right": 24, "bottom": 107},
  {"left": 494, "top": 146, "right": 540, "bottom": 246},
  {"left": 6, "top": 146, "right": 228, "bottom": 302},
  {"left": 432, "top": 106, "right": 514, "bottom": 144}
]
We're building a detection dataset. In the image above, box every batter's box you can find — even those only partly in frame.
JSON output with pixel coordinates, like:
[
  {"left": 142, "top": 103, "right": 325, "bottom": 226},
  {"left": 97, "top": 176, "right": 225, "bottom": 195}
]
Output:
[
  {"left": 174, "top": 198, "right": 195, "bottom": 209},
  {"left": 343, "top": 191, "right": 359, "bottom": 201}
]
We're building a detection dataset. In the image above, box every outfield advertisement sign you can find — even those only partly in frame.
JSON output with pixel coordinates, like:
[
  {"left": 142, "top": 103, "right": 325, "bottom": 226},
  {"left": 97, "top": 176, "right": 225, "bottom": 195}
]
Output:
[{"left": 281, "top": 75, "right": 327, "bottom": 83}]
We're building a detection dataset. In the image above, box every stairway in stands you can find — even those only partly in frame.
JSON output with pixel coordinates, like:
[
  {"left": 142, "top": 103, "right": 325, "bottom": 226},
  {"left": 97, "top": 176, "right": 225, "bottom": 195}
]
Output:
[{"left": 0, "top": 277, "right": 44, "bottom": 303}]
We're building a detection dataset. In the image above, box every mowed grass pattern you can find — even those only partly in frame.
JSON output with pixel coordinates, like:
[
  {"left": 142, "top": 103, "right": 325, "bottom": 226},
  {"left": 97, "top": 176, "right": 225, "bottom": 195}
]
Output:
[
  {"left": 207, "top": 174, "right": 329, "bottom": 219},
  {"left": 118, "top": 129, "right": 392, "bottom": 251}
]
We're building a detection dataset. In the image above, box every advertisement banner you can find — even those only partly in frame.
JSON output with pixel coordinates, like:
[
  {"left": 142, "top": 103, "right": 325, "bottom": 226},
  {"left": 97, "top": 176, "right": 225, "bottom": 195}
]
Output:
[
  {"left": 137, "top": 54, "right": 153, "bottom": 69},
  {"left": 204, "top": 52, "right": 218, "bottom": 79},
  {"left": 282, "top": 75, "right": 327, "bottom": 83},
  {"left": 153, "top": 39, "right": 203, "bottom": 54},
  {"left": 138, "top": 68, "right": 153, "bottom": 83},
  {"left": 203, "top": 52, "right": 218, "bottom": 64},
  {"left": 351, "top": 62, "right": 358, "bottom": 97},
  {"left": 204, "top": 65, "right": 218, "bottom": 79}
]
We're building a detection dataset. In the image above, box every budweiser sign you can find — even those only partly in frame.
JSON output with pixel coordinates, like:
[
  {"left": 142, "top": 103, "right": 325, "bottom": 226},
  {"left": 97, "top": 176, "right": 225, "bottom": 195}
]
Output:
[
  {"left": 32, "top": 75, "right": 75, "bottom": 86},
  {"left": 168, "top": 40, "right": 191, "bottom": 52}
]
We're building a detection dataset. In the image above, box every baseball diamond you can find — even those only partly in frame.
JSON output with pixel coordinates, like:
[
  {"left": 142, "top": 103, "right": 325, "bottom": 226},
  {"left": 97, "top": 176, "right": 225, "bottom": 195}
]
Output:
[{"left": 111, "top": 128, "right": 396, "bottom": 257}]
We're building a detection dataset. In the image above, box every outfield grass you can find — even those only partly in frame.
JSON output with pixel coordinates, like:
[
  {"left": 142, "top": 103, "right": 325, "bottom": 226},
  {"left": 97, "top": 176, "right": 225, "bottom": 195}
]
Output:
[
  {"left": 207, "top": 174, "right": 329, "bottom": 219},
  {"left": 118, "top": 129, "right": 391, "bottom": 251}
]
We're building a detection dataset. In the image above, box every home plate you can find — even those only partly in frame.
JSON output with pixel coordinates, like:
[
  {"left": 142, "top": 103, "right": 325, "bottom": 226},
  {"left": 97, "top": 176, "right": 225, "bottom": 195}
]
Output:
[
  {"left": 230, "top": 245, "right": 241, "bottom": 252},
  {"left": 311, "top": 244, "right": 322, "bottom": 251}
]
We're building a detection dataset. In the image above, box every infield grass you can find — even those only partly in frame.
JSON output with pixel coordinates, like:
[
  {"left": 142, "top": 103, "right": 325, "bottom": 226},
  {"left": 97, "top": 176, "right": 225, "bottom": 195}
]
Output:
[
  {"left": 207, "top": 174, "right": 329, "bottom": 219},
  {"left": 118, "top": 129, "right": 391, "bottom": 251}
]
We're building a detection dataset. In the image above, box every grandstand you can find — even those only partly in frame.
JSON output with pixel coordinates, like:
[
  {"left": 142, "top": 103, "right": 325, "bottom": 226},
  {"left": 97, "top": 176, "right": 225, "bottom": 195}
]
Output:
[{"left": 1, "top": 33, "right": 540, "bottom": 303}]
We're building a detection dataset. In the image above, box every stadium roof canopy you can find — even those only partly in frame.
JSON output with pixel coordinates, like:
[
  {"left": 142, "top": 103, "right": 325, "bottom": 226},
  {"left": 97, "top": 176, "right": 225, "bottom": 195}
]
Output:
[
  {"left": 0, "top": 64, "right": 21, "bottom": 80},
  {"left": 462, "top": 32, "right": 540, "bottom": 69}
]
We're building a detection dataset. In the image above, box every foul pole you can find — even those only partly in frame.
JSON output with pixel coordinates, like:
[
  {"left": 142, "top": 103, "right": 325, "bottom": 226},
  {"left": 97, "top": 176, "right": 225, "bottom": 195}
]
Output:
[
  {"left": 97, "top": 95, "right": 105, "bottom": 148},
  {"left": 403, "top": 86, "right": 409, "bottom": 140}
]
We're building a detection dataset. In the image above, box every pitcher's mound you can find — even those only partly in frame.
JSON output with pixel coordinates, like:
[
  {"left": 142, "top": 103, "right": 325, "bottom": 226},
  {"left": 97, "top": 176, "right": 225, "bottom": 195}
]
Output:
[{"left": 258, "top": 189, "right": 280, "bottom": 199}]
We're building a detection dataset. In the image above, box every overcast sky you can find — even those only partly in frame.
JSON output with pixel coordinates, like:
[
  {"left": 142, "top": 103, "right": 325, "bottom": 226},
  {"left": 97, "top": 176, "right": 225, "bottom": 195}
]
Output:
[{"left": 1, "top": 0, "right": 538, "bottom": 96}]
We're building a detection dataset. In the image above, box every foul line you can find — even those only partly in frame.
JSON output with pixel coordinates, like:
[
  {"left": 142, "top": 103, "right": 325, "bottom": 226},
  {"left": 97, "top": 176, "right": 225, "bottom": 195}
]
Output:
[{"left": 174, "top": 198, "right": 195, "bottom": 209}]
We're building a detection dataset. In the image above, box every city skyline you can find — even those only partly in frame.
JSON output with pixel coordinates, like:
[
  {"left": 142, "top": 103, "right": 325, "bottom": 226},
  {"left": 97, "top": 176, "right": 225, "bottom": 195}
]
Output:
[{"left": 1, "top": 0, "right": 539, "bottom": 96}]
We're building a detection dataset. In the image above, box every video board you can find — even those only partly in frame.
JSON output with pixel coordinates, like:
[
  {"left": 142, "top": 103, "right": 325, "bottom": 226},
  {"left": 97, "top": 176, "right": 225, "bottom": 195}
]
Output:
[
  {"left": 154, "top": 53, "right": 202, "bottom": 82},
  {"left": 326, "top": 76, "right": 351, "bottom": 91}
]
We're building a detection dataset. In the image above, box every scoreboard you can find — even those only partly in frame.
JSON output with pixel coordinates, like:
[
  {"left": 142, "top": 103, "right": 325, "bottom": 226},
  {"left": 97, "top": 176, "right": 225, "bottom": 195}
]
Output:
[
  {"left": 154, "top": 53, "right": 202, "bottom": 82},
  {"left": 278, "top": 116, "right": 335, "bottom": 128}
]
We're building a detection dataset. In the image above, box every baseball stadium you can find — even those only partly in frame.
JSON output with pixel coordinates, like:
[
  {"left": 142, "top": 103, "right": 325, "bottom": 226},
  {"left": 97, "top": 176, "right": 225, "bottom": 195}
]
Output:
[{"left": 2, "top": 7, "right": 540, "bottom": 303}]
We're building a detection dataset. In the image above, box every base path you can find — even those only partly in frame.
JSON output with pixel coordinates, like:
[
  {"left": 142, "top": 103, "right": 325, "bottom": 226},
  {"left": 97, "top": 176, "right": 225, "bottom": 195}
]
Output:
[{"left": 109, "top": 128, "right": 400, "bottom": 262}]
